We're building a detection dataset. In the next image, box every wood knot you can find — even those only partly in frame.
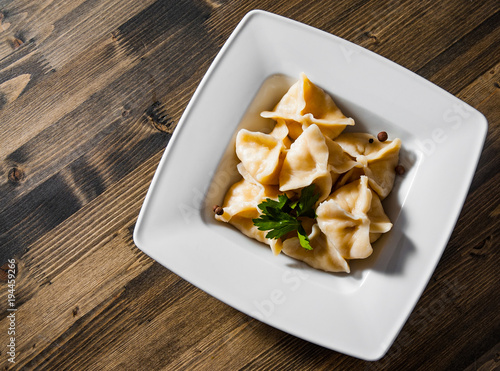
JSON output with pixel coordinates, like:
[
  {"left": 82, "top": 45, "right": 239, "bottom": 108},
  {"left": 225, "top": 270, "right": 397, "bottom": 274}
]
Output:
[
  {"left": 0, "top": 262, "right": 10, "bottom": 282},
  {"left": 10, "top": 37, "right": 24, "bottom": 50},
  {"left": 362, "top": 31, "right": 380, "bottom": 45},
  {"left": 8, "top": 167, "right": 25, "bottom": 183},
  {"left": 145, "top": 101, "right": 175, "bottom": 133},
  {"left": 472, "top": 235, "right": 492, "bottom": 251},
  {"left": 0, "top": 12, "right": 10, "bottom": 32},
  {"left": 0, "top": 261, "right": 16, "bottom": 282},
  {"left": 111, "top": 30, "right": 120, "bottom": 42}
]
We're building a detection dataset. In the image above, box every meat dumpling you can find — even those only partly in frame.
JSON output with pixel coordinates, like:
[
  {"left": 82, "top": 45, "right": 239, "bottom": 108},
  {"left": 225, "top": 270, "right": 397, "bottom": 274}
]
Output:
[
  {"left": 261, "top": 73, "right": 354, "bottom": 139},
  {"left": 215, "top": 177, "right": 283, "bottom": 254},
  {"left": 325, "top": 135, "right": 360, "bottom": 185},
  {"left": 235, "top": 129, "right": 285, "bottom": 185},
  {"left": 279, "top": 124, "right": 332, "bottom": 202},
  {"left": 316, "top": 176, "right": 392, "bottom": 260},
  {"left": 269, "top": 119, "right": 292, "bottom": 149},
  {"left": 335, "top": 133, "right": 402, "bottom": 199},
  {"left": 282, "top": 224, "right": 350, "bottom": 273}
]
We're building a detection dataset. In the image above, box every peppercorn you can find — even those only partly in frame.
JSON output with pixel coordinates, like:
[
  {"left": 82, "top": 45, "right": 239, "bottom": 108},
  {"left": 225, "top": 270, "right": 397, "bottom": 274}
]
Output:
[
  {"left": 369, "top": 138, "right": 374, "bottom": 143},
  {"left": 395, "top": 165, "right": 405, "bottom": 175},
  {"left": 377, "top": 131, "right": 388, "bottom": 142},
  {"left": 213, "top": 205, "right": 224, "bottom": 215}
]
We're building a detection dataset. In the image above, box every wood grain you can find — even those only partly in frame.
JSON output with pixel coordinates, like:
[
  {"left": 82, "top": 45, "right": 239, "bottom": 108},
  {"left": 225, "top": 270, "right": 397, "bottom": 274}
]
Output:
[{"left": 0, "top": 0, "right": 498, "bottom": 370}]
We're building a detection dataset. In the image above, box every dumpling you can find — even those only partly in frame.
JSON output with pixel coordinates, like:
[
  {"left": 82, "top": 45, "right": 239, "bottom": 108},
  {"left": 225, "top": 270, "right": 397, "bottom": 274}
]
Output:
[
  {"left": 325, "top": 136, "right": 359, "bottom": 174},
  {"left": 316, "top": 176, "right": 392, "bottom": 260},
  {"left": 215, "top": 177, "right": 284, "bottom": 254},
  {"left": 215, "top": 178, "right": 273, "bottom": 222},
  {"left": 225, "top": 216, "right": 284, "bottom": 255},
  {"left": 324, "top": 135, "right": 360, "bottom": 185},
  {"left": 282, "top": 224, "right": 350, "bottom": 273},
  {"left": 317, "top": 177, "right": 372, "bottom": 259},
  {"left": 367, "top": 189, "right": 393, "bottom": 243},
  {"left": 279, "top": 124, "right": 332, "bottom": 202},
  {"left": 235, "top": 129, "right": 285, "bottom": 185},
  {"left": 269, "top": 119, "right": 292, "bottom": 149},
  {"left": 261, "top": 73, "right": 354, "bottom": 139},
  {"left": 334, "top": 133, "right": 402, "bottom": 199}
]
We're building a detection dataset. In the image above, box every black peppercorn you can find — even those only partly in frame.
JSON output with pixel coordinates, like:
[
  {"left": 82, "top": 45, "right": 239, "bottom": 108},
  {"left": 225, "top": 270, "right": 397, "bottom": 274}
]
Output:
[
  {"left": 377, "top": 131, "right": 388, "bottom": 142},
  {"left": 213, "top": 205, "right": 224, "bottom": 215}
]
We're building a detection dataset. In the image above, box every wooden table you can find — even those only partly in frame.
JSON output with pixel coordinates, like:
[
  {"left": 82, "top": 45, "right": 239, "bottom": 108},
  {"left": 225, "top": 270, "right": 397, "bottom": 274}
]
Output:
[{"left": 0, "top": 1, "right": 498, "bottom": 369}]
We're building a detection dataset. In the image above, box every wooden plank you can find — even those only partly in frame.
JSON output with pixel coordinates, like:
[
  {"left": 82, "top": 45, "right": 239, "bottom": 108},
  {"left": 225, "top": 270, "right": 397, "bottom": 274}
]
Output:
[
  {"left": 0, "top": 230, "right": 155, "bottom": 369},
  {"left": 206, "top": 0, "right": 498, "bottom": 75},
  {"left": 0, "top": 34, "right": 139, "bottom": 164},
  {"left": 0, "top": 0, "right": 158, "bottom": 109},
  {"left": 0, "top": 1, "right": 219, "bottom": 263},
  {"left": 417, "top": 11, "right": 500, "bottom": 94},
  {"left": 464, "top": 341, "right": 500, "bottom": 371},
  {"left": 0, "top": 0, "right": 218, "bottom": 193},
  {"left": 0, "top": 41, "right": 52, "bottom": 108},
  {"left": 0, "top": 0, "right": 157, "bottom": 67},
  {"left": 0, "top": 145, "right": 161, "bottom": 309},
  {"left": 0, "top": 149, "right": 160, "bottom": 368}
]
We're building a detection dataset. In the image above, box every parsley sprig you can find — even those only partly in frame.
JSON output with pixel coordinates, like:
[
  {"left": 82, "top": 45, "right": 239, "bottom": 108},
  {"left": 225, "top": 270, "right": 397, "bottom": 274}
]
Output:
[{"left": 252, "top": 184, "right": 319, "bottom": 250}]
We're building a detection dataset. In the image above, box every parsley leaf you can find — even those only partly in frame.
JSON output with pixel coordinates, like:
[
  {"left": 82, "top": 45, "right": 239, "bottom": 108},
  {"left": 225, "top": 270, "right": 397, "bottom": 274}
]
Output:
[
  {"left": 257, "top": 194, "right": 288, "bottom": 215},
  {"left": 252, "top": 184, "right": 318, "bottom": 250},
  {"left": 297, "top": 225, "right": 313, "bottom": 250},
  {"left": 254, "top": 212, "right": 300, "bottom": 239},
  {"left": 295, "top": 184, "right": 319, "bottom": 218}
]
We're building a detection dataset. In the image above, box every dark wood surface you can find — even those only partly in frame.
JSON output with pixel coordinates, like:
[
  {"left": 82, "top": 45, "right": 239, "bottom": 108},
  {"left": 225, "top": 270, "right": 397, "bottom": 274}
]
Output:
[{"left": 0, "top": 0, "right": 498, "bottom": 370}]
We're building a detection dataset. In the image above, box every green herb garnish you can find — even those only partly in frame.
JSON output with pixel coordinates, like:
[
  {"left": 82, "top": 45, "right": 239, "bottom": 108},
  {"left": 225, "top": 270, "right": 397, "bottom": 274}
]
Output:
[{"left": 252, "top": 184, "right": 319, "bottom": 250}]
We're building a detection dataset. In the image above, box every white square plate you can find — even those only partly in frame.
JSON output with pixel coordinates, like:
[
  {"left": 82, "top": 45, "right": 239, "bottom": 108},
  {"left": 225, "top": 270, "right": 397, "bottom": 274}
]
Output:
[{"left": 133, "top": 10, "right": 487, "bottom": 360}]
